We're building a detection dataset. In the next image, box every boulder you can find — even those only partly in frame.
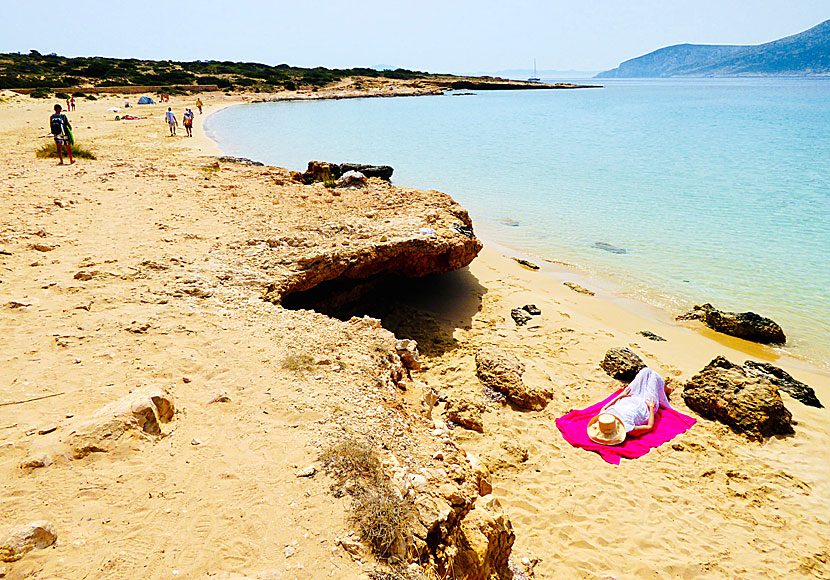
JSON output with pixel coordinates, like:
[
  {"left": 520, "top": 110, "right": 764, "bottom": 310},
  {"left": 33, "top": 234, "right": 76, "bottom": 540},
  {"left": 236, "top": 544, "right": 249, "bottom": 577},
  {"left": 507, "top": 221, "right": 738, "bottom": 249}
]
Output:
[
  {"left": 682, "top": 356, "right": 793, "bottom": 439},
  {"left": 638, "top": 330, "right": 666, "bottom": 342},
  {"left": 600, "top": 348, "right": 645, "bottom": 381},
  {"left": 475, "top": 347, "right": 552, "bottom": 410},
  {"left": 564, "top": 282, "right": 594, "bottom": 296},
  {"left": 451, "top": 495, "right": 515, "bottom": 580},
  {"left": 678, "top": 303, "right": 786, "bottom": 344},
  {"left": 743, "top": 360, "right": 822, "bottom": 408},
  {"left": 335, "top": 170, "right": 367, "bottom": 187},
  {"left": 522, "top": 304, "right": 541, "bottom": 316},
  {"left": 446, "top": 396, "right": 484, "bottom": 432},
  {"left": 0, "top": 521, "right": 57, "bottom": 562}
]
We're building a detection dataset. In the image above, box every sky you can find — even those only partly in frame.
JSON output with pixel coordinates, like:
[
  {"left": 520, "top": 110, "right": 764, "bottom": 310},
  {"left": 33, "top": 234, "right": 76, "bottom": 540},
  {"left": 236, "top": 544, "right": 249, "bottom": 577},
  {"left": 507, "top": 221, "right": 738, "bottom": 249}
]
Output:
[{"left": 1, "top": 1, "right": 827, "bottom": 74}]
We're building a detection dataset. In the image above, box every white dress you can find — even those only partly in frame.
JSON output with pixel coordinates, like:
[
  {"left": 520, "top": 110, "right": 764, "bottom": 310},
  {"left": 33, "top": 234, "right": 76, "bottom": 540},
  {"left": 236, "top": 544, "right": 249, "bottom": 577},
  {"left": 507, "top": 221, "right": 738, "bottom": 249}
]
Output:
[{"left": 605, "top": 368, "right": 671, "bottom": 432}]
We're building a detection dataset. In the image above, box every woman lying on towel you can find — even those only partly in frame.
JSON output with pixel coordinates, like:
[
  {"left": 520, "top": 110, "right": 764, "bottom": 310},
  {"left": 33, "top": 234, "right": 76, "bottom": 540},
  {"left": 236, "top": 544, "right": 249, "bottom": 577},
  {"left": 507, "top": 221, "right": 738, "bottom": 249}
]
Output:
[{"left": 587, "top": 368, "right": 673, "bottom": 446}]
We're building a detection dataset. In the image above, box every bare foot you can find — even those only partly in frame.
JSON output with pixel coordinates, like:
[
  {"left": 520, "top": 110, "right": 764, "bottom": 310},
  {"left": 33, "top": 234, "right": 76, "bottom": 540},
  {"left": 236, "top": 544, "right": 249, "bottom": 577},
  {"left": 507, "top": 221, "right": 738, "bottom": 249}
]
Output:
[
  {"left": 70, "top": 160, "right": 75, "bottom": 164},
  {"left": 58, "top": 162, "right": 64, "bottom": 165}
]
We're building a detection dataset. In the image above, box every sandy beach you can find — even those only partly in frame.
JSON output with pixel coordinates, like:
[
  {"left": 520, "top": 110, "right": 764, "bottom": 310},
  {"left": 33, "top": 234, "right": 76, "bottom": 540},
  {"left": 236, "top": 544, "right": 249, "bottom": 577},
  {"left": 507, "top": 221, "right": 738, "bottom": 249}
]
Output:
[{"left": 1, "top": 86, "right": 829, "bottom": 580}]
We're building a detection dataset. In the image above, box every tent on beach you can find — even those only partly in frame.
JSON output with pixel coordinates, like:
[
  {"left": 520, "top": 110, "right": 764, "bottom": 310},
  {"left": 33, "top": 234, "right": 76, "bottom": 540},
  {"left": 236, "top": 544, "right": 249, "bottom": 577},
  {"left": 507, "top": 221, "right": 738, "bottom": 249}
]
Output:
[{"left": 137, "top": 95, "right": 155, "bottom": 105}]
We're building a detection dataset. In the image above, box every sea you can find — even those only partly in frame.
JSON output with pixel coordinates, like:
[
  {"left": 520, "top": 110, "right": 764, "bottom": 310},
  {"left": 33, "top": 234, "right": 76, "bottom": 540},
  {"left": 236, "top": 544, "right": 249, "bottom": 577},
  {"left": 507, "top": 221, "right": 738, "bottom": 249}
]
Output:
[{"left": 204, "top": 78, "right": 830, "bottom": 367}]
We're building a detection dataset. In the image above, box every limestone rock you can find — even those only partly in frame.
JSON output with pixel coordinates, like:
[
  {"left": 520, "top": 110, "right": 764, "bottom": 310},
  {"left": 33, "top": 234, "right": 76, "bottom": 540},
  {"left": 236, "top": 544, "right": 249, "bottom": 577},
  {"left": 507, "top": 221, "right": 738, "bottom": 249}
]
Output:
[
  {"left": 743, "top": 360, "right": 822, "bottom": 408},
  {"left": 340, "top": 163, "right": 393, "bottom": 181},
  {"left": 335, "top": 170, "right": 367, "bottom": 187},
  {"left": 475, "top": 347, "right": 552, "bottom": 410},
  {"left": 451, "top": 495, "right": 515, "bottom": 580},
  {"left": 0, "top": 521, "right": 57, "bottom": 562},
  {"left": 678, "top": 303, "right": 786, "bottom": 344},
  {"left": 563, "top": 281, "right": 595, "bottom": 296},
  {"left": 521, "top": 304, "right": 541, "bottom": 316},
  {"left": 600, "top": 348, "right": 645, "bottom": 381},
  {"left": 446, "top": 396, "right": 484, "bottom": 432},
  {"left": 395, "top": 339, "right": 421, "bottom": 371},
  {"left": 682, "top": 356, "right": 794, "bottom": 439},
  {"left": 638, "top": 330, "right": 666, "bottom": 341}
]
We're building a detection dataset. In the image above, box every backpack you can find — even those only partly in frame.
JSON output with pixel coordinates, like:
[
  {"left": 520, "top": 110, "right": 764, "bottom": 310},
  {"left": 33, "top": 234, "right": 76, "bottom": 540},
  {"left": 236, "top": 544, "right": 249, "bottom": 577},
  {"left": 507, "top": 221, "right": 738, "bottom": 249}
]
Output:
[{"left": 50, "top": 114, "right": 65, "bottom": 135}]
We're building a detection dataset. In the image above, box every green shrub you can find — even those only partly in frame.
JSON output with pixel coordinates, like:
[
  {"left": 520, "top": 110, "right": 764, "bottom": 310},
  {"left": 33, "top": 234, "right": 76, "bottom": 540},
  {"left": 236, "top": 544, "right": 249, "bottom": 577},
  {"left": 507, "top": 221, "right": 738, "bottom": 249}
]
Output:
[
  {"left": 72, "top": 91, "right": 86, "bottom": 97},
  {"left": 85, "top": 94, "right": 97, "bottom": 100},
  {"left": 55, "top": 92, "right": 71, "bottom": 99},
  {"left": 36, "top": 142, "right": 97, "bottom": 160},
  {"left": 30, "top": 88, "right": 50, "bottom": 98}
]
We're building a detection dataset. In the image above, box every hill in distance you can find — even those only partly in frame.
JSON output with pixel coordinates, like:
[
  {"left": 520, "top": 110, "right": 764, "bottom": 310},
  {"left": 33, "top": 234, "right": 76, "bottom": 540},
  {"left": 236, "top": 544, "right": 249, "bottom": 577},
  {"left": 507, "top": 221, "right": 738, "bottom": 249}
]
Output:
[{"left": 597, "top": 19, "right": 830, "bottom": 78}]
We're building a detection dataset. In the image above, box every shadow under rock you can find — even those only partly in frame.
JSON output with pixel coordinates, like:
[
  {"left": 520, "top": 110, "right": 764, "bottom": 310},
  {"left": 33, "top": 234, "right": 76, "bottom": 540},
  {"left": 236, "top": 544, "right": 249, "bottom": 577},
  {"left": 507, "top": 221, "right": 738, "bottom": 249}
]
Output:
[{"left": 281, "top": 267, "right": 487, "bottom": 357}]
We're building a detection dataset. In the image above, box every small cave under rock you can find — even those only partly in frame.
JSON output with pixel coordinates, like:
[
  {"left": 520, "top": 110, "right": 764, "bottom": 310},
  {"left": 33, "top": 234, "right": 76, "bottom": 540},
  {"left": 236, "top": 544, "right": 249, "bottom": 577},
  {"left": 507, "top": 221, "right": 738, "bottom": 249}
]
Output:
[{"left": 280, "top": 268, "right": 486, "bottom": 357}]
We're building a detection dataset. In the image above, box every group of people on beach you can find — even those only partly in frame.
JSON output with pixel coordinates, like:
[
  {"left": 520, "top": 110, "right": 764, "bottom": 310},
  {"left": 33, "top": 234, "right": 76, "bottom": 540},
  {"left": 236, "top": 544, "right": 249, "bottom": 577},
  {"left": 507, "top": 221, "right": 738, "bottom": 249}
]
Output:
[
  {"left": 64, "top": 97, "right": 76, "bottom": 111},
  {"left": 164, "top": 106, "right": 197, "bottom": 137}
]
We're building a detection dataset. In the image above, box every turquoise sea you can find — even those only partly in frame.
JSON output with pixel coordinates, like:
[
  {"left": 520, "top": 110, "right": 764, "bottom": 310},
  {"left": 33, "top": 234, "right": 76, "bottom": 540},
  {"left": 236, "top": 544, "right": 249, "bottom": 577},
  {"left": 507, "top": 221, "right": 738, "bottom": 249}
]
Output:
[{"left": 205, "top": 79, "right": 830, "bottom": 367}]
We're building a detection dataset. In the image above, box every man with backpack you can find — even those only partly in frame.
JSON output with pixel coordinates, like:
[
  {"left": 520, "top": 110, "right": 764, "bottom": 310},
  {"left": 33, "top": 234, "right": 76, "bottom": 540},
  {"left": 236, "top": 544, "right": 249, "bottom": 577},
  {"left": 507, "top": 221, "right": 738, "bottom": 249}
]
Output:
[{"left": 49, "top": 104, "right": 74, "bottom": 165}]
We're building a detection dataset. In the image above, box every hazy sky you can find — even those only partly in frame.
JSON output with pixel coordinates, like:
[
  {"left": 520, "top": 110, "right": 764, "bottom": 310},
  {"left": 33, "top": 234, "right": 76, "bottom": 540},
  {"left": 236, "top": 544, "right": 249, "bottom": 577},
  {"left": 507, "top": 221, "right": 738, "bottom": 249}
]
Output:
[{"left": 1, "top": 1, "right": 827, "bottom": 73}]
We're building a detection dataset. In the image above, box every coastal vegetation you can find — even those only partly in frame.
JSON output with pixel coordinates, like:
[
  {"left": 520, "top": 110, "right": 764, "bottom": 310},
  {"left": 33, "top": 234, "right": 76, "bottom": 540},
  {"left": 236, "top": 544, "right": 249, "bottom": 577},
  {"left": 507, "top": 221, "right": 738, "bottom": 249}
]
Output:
[
  {"left": 35, "top": 142, "right": 97, "bottom": 160},
  {"left": 0, "top": 51, "right": 436, "bottom": 92}
]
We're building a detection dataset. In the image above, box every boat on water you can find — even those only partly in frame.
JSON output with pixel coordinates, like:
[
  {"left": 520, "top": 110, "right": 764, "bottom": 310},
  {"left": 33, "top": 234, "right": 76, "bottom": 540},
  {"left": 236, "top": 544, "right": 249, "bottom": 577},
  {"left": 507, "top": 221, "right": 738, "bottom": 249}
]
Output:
[{"left": 528, "top": 59, "right": 541, "bottom": 82}]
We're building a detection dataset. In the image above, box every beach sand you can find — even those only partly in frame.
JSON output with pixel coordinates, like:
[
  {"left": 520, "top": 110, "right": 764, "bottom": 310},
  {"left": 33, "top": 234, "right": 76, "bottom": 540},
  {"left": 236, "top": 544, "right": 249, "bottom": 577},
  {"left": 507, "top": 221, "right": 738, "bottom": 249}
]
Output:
[{"left": 1, "top": 87, "right": 828, "bottom": 580}]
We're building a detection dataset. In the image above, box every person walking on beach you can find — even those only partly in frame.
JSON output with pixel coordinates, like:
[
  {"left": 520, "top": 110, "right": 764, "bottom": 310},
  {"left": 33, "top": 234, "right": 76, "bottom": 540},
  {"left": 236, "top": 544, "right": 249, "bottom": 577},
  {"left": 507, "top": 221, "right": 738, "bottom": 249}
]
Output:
[
  {"left": 196, "top": 98, "right": 203, "bottom": 114},
  {"left": 183, "top": 108, "right": 194, "bottom": 137},
  {"left": 70, "top": 96, "right": 76, "bottom": 111},
  {"left": 49, "top": 104, "right": 74, "bottom": 165},
  {"left": 164, "top": 107, "right": 178, "bottom": 136}
]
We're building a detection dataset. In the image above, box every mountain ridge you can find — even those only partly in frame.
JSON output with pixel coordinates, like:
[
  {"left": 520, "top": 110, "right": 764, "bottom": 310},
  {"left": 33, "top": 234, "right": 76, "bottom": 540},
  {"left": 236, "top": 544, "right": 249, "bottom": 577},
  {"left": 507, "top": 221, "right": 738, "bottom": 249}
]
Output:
[{"left": 597, "top": 19, "right": 830, "bottom": 78}]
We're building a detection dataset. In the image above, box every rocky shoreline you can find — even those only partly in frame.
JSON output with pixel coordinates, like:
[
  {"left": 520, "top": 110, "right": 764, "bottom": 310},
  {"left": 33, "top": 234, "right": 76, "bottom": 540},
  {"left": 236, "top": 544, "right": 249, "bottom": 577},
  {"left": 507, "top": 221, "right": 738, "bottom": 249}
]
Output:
[{"left": 1, "top": 88, "right": 829, "bottom": 580}]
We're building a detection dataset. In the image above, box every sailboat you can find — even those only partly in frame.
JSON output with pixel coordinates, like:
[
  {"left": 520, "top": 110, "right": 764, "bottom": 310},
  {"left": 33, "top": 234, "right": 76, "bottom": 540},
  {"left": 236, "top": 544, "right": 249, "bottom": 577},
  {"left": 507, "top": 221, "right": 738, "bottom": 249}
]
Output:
[{"left": 527, "top": 59, "right": 541, "bottom": 82}]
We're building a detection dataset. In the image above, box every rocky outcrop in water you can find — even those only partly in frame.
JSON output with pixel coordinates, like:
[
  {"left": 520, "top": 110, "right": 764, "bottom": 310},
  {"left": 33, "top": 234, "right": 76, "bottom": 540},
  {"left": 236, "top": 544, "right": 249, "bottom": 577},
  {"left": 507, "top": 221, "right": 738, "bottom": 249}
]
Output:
[
  {"left": 743, "top": 360, "right": 822, "bottom": 408},
  {"left": 296, "top": 160, "right": 394, "bottom": 184},
  {"left": 678, "top": 303, "right": 786, "bottom": 344},
  {"left": 682, "top": 356, "right": 793, "bottom": 439}
]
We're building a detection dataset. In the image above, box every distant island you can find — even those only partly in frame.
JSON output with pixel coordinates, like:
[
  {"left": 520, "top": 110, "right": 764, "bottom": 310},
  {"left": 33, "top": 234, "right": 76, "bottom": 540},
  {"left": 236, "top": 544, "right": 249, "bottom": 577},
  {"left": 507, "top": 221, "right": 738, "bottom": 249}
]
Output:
[{"left": 597, "top": 19, "right": 830, "bottom": 78}]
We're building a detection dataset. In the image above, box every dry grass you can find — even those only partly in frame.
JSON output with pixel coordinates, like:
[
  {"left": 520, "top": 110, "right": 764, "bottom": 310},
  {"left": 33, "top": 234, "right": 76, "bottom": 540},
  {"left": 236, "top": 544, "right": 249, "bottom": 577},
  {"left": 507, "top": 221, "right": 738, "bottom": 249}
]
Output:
[
  {"left": 281, "top": 353, "right": 316, "bottom": 373},
  {"left": 320, "top": 438, "right": 412, "bottom": 560},
  {"left": 36, "top": 142, "right": 97, "bottom": 160}
]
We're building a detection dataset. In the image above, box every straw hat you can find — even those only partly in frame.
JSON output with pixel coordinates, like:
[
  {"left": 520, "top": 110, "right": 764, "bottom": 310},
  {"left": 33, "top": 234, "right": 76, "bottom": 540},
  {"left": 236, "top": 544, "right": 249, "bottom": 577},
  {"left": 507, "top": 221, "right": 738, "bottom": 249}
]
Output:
[{"left": 587, "top": 413, "right": 626, "bottom": 446}]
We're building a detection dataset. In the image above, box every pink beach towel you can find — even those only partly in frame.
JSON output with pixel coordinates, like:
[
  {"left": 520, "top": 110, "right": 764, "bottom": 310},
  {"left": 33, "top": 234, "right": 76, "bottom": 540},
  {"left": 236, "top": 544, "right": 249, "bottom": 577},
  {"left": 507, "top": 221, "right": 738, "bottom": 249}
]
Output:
[{"left": 555, "top": 391, "right": 696, "bottom": 465}]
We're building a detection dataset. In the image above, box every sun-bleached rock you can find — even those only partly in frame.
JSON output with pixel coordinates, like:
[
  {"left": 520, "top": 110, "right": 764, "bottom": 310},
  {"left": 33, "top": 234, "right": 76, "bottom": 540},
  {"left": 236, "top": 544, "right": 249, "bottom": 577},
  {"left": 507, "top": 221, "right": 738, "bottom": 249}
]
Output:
[
  {"left": 0, "top": 521, "right": 57, "bottom": 562},
  {"left": 451, "top": 495, "right": 515, "bottom": 580},
  {"left": 446, "top": 395, "right": 484, "bottom": 432},
  {"left": 683, "top": 356, "right": 793, "bottom": 439},
  {"left": 475, "top": 347, "right": 552, "bottom": 410}
]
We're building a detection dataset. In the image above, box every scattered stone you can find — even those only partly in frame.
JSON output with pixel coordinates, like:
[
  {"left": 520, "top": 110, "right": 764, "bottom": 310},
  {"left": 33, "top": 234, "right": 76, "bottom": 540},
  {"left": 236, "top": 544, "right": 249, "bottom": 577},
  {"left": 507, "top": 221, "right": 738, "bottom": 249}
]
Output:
[
  {"left": 677, "top": 303, "right": 786, "bottom": 344},
  {"left": 31, "top": 244, "right": 56, "bottom": 252},
  {"left": 37, "top": 425, "right": 57, "bottom": 435},
  {"left": 126, "top": 321, "right": 151, "bottom": 334},
  {"left": 638, "top": 330, "right": 666, "bottom": 341},
  {"left": 475, "top": 347, "right": 552, "bottom": 410},
  {"left": 284, "top": 546, "right": 296, "bottom": 558},
  {"left": 682, "top": 356, "right": 793, "bottom": 440},
  {"left": 191, "top": 438, "right": 202, "bottom": 446},
  {"left": 563, "top": 282, "right": 594, "bottom": 296},
  {"left": 600, "top": 348, "right": 646, "bottom": 381},
  {"left": 296, "top": 465, "right": 316, "bottom": 477},
  {"left": 335, "top": 170, "right": 367, "bottom": 187},
  {"left": 446, "top": 396, "right": 485, "bottom": 432},
  {"left": 743, "top": 360, "right": 822, "bottom": 408},
  {"left": 208, "top": 391, "right": 231, "bottom": 404},
  {"left": 512, "top": 258, "right": 539, "bottom": 271},
  {"left": 19, "top": 453, "right": 51, "bottom": 469},
  {"left": 521, "top": 304, "right": 541, "bottom": 316},
  {"left": 336, "top": 535, "right": 364, "bottom": 558},
  {"left": 0, "top": 521, "right": 57, "bottom": 562},
  {"left": 510, "top": 308, "right": 532, "bottom": 326},
  {"left": 73, "top": 270, "right": 96, "bottom": 281}
]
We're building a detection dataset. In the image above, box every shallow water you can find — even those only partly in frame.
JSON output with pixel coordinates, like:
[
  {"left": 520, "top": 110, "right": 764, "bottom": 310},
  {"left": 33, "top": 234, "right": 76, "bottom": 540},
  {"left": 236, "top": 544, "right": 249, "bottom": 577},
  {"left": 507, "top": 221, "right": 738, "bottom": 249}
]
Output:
[{"left": 206, "top": 79, "right": 830, "bottom": 366}]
